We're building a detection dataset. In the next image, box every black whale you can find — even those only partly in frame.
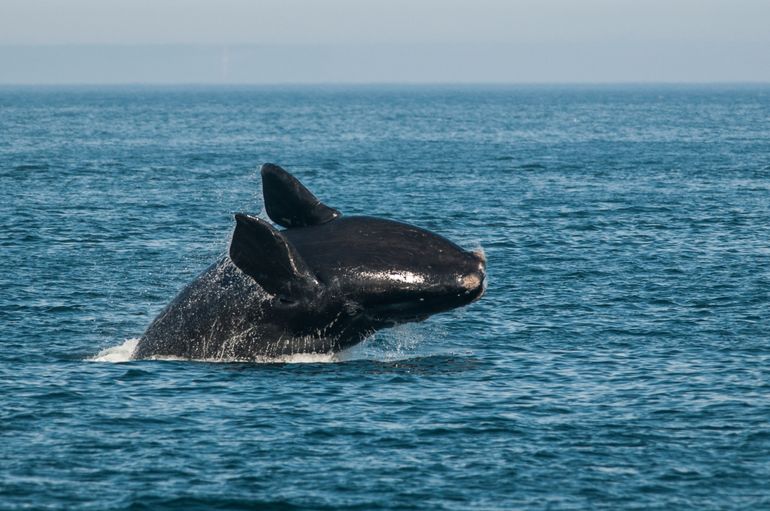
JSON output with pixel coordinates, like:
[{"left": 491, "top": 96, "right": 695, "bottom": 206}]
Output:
[{"left": 133, "top": 164, "right": 486, "bottom": 360}]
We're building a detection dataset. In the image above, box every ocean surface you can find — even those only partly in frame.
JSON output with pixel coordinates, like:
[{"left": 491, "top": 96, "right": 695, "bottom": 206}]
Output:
[{"left": 1, "top": 85, "right": 769, "bottom": 510}]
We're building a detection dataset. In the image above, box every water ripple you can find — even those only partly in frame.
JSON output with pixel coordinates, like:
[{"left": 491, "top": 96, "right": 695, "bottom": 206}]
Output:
[{"left": 2, "top": 85, "right": 770, "bottom": 510}]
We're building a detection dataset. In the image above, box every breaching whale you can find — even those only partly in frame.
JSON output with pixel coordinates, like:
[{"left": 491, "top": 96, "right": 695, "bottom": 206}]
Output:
[{"left": 132, "top": 163, "right": 486, "bottom": 360}]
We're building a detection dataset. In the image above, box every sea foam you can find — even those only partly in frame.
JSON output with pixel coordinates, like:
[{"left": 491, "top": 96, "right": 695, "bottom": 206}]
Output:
[{"left": 89, "top": 337, "right": 342, "bottom": 364}]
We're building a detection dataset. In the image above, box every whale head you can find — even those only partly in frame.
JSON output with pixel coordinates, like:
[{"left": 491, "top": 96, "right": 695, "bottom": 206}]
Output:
[
  {"left": 284, "top": 215, "right": 486, "bottom": 326},
  {"left": 228, "top": 164, "right": 485, "bottom": 344}
]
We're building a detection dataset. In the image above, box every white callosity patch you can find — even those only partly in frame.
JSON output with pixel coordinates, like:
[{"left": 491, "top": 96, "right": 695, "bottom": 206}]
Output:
[
  {"left": 461, "top": 273, "right": 481, "bottom": 290},
  {"left": 472, "top": 246, "right": 486, "bottom": 264}
]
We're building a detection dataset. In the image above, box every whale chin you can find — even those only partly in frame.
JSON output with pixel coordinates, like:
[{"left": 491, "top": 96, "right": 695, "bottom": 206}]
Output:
[{"left": 365, "top": 281, "right": 486, "bottom": 326}]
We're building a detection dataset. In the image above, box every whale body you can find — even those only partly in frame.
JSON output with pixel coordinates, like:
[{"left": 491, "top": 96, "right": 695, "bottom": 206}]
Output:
[{"left": 133, "top": 163, "right": 486, "bottom": 360}]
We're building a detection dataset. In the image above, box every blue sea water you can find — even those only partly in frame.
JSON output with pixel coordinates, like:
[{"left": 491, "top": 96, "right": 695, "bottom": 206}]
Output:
[{"left": 1, "top": 85, "right": 770, "bottom": 510}]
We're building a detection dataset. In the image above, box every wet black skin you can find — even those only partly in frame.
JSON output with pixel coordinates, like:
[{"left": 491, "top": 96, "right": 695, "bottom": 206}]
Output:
[{"left": 133, "top": 164, "right": 486, "bottom": 360}]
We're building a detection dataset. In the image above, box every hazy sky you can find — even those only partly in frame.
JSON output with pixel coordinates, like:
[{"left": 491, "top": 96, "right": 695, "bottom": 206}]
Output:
[{"left": 1, "top": 0, "right": 769, "bottom": 83}]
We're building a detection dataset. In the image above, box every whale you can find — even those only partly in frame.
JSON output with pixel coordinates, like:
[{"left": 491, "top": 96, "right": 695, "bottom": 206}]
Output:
[{"left": 132, "top": 163, "right": 486, "bottom": 360}]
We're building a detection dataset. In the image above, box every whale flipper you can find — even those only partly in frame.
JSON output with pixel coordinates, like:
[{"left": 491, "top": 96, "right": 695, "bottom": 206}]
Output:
[
  {"left": 261, "top": 163, "right": 341, "bottom": 228},
  {"left": 229, "top": 213, "right": 322, "bottom": 300}
]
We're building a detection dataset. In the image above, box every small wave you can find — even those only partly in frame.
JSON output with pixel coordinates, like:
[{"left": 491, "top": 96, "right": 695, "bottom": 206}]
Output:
[
  {"left": 517, "top": 162, "right": 546, "bottom": 171},
  {"left": 14, "top": 163, "right": 50, "bottom": 171}
]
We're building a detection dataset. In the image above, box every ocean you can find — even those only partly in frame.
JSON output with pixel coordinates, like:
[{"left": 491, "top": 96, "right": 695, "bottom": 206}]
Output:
[{"left": 1, "top": 85, "right": 769, "bottom": 509}]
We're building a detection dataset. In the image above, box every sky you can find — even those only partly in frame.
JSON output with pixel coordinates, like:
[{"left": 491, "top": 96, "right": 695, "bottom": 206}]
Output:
[{"left": 1, "top": 0, "right": 768, "bottom": 84}]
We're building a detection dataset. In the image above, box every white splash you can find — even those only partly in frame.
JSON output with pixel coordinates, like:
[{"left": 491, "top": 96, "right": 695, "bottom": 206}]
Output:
[
  {"left": 89, "top": 323, "right": 433, "bottom": 364},
  {"left": 88, "top": 337, "right": 341, "bottom": 364},
  {"left": 340, "top": 323, "right": 431, "bottom": 362},
  {"left": 170, "top": 352, "right": 341, "bottom": 364},
  {"left": 90, "top": 338, "right": 139, "bottom": 363}
]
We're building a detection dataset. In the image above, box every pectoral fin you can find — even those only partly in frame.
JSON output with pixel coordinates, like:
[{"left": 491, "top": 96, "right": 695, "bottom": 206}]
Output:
[
  {"left": 261, "top": 163, "right": 341, "bottom": 228},
  {"left": 229, "top": 213, "right": 322, "bottom": 300}
]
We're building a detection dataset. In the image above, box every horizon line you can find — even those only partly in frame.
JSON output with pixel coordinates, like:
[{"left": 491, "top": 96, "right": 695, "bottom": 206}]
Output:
[{"left": 2, "top": 81, "right": 770, "bottom": 87}]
